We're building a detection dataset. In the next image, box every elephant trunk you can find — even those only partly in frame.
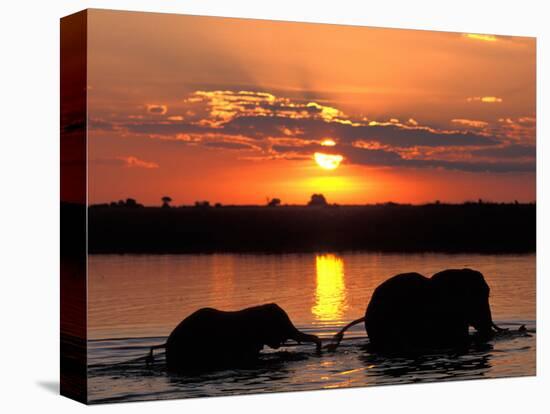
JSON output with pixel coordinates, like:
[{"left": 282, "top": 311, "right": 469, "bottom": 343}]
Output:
[
  {"left": 492, "top": 321, "right": 506, "bottom": 331},
  {"left": 473, "top": 300, "right": 503, "bottom": 336},
  {"left": 484, "top": 300, "right": 507, "bottom": 332},
  {"left": 292, "top": 329, "right": 322, "bottom": 353}
]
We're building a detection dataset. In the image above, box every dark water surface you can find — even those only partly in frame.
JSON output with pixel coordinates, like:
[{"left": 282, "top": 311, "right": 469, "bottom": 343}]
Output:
[{"left": 88, "top": 253, "right": 536, "bottom": 403}]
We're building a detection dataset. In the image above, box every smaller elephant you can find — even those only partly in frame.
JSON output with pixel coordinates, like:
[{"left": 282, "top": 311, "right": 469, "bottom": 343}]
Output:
[
  {"left": 328, "top": 269, "right": 504, "bottom": 353},
  {"left": 149, "top": 303, "right": 321, "bottom": 372}
]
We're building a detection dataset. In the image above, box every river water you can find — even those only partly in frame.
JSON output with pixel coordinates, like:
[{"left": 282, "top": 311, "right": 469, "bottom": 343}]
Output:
[{"left": 87, "top": 253, "right": 536, "bottom": 403}]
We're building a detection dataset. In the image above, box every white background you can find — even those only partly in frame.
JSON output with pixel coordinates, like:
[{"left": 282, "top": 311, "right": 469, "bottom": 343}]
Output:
[{"left": 0, "top": 0, "right": 547, "bottom": 412}]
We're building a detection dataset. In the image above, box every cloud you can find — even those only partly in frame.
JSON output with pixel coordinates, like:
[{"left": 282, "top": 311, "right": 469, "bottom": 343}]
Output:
[
  {"left": 100, "top": 90, "right": 498, "bottom": 149},
  {"left": 203, "top": 141, "right": 256, "bottom": 150},
  {"left": 120, "top": 156, "right": 159, "bottom": 169},
  {"left": 149, "top": 131, "right": 263, "bottom": 152},
  {"left": 90, "top": 89, "right": 535, "bottom": 173},
  {"left": 517, "top": 117, "right": 536, "bottom": 125},
  {"left": 146, "top": 104, "right": 168, "bottom": 115},
  {"left": 449, "top": 116, "right": 535, "bottom": 145},
  {"left": 463, "top": 33, "right": 498, "bottom": 42},
  {"left": 271, "top": 140, "right": 534, "bottom": 173},
  {"left": 89, "top": 118, "right": 117, "bottom": 131},
  {"left": 471, "top": 144, "right": 535, "bottom": 159},
  {"left": 336, "top": 145, "right": 534, "bottom": 173},
  {"left": 494, "top": 117, "right": 536, "bottom": 143},
  {"left": 467, "top": 96, "right": 503, "bottom": 103},
  {"left": 451, "top": 119, "right": 489, "bottom": 129},
  {"left": 190, "top": 90, "right": 359, "bottom": 127},
  {"left": 219, "top": 115, "right": 496, "bottom": 148},
  {"left": 93, "top": 156, "right": 159, "bottom": 169}
]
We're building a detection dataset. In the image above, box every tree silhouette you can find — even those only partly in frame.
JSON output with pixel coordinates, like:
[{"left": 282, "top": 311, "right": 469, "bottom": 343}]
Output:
[
  {"left": 195, "top": 201, "right": 211, "bottom": 208},
  {"left": 267, "top": 198, "right": 281, "bottom": 207},
  {"left": 162, "top": 196, "right": 172, "bottom": 208},
  {"left": 308, "top": 194, "right": 328, "bottom": 207}
]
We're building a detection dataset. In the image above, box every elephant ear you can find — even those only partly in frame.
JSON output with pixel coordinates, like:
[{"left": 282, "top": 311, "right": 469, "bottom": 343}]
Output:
[
  {"left": 251, "top": 303, "right": 293, "bottom": 346},
  {"left": 269, "top": 304, "right": 299, "bottom": 338},
  {"left": 431, "top": 269, "right": 492, "bottom": 325},
  {"left": 430, "top": 269, "right": 477, "bottom": 314}
]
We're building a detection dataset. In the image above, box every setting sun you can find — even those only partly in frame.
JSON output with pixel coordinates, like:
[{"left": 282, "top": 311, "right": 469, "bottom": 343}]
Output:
[
  {"left": 314, "top": 152, "right": 344, "bottom": 170},
  {"left": 86, "top": 10, "right": 535, "bottom": 206}
]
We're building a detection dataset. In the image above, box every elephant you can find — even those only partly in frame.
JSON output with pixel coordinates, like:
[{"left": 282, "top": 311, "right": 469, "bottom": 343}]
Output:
[
  {"left": 149, "top": 303, "right": 321, "bottom": 372},
  {"left": 328, "top": 269, "right": 504, "bottom": 353}
]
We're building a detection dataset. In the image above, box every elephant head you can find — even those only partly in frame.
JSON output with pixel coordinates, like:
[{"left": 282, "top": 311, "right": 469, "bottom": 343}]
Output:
[
  {"left": 430, "top": 269, "right": 500, "bottom": 336},
  {"left": 254, "top": 303, "right": 322, "bottom": 352}
]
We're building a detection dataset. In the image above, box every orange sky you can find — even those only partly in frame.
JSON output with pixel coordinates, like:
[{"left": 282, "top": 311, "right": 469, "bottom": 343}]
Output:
[{"left": 87, "top": 9, "right": 536, "bottom": 206}]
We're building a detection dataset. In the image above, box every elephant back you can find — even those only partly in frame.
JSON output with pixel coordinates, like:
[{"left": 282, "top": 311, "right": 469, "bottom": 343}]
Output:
[
  {"left": 166, "top": 308, "right": 225, "bottom": 351},
  {"left": 365, "top": 272, "right": 432, "bottom": 350},
  {"left": 164, "top": 304, "right": 294, "bottom": 371},
  {"left": 430, "top": 268, "right": 489, "bottom": 296}
]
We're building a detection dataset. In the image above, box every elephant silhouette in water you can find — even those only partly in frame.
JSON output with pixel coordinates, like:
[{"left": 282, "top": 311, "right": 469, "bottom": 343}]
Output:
[
  {"left": 149, "top": 303, "right": 321, "bottom": 372},
  {"left": 329, "top": 269, "right": 504, "bottom": 352}
]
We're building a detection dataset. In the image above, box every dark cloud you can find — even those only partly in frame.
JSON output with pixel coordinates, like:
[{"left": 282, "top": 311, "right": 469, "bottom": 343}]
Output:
[
  {"left": 341, "top": 146, "right": 534, "bottom": 173},
  {"left": 97, "top": 89, "right": 498, "bottom": 149},
  {"left": 100, "top": 115, "right": 531, "bottom": 172},
  {"left": 351, "top": 123, "right": 495, "bottom": 147},
  {"left": 471, "top": 144, "right": 535, "bottom": 159},
  {"left": 89, "top": 90, "right": 536, "bottom": 174},
  {"left": 125, "top": 122, "right": 206, "bottom": 135},
  {"left": 119, "top": 90, "right": 498, "bottom": 149},
  {"left": 203, "top": 141, "right": 254, "bottom": 150},
  {"left": 221, "top": 116, "right": 497, "bottom": 148},
  {"left": 271, "top": 142, "right": 534, "bottom": 173},
  {"left": 89, "top": 118, "right": 116, "bottom": 132}
]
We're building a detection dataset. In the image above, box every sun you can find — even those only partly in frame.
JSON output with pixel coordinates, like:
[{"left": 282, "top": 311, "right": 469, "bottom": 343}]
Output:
[{"left": 314, "top": 152, "right": 343, "bottom": 170}]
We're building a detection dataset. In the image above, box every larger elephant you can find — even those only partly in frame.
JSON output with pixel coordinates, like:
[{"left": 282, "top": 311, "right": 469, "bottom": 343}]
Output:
[
  {"left": 150, "top": 303, "right": 321, "bottom": 372},
  {"left": 329, "top": 269, "right": 502, "bottom": 352}
]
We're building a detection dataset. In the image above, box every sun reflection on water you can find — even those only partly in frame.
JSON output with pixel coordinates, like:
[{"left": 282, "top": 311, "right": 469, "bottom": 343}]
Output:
[{"left": 312, "top": 254, "right": 348, "bottom": 324}]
